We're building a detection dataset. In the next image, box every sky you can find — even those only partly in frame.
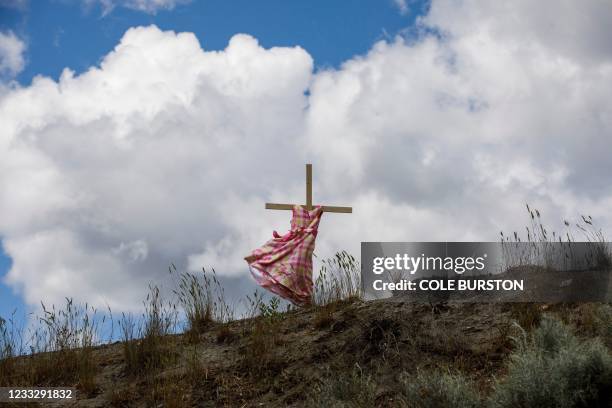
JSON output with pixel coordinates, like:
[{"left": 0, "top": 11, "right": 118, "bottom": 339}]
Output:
[{"left": 1, "top": 0, "right": 612, "bottom": 320}]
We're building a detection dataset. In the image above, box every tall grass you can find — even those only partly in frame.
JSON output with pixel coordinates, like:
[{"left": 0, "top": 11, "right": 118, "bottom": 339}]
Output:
[
  {"left": 1, "top": 242, "right": 611, "bottom": 406},
  {"left": 120, "top": 284, "right": 178, "bottom": 376},
  {"left": 314, "top": 250, "right": 362, "bottom": 306},
  {"left": 501, "top": 204, "right": 612, "bottom": 272},
  {"left": 0, "top": 263, "right": 242, "bottom": 382},
  {"left": 2, "top": 251, "right": 363, "bottom": 394},
  {"left": 169, "top": 265, "right": 233, "bottom": 342},
  {"left": 0, "top": 299, "right": 104, "bottom": 393},
  {"left": 0, "top": 311, "right": 20, "bottom": 385},
  {"left": 36, "top": 299, "right": 102, "bottom": 352}
]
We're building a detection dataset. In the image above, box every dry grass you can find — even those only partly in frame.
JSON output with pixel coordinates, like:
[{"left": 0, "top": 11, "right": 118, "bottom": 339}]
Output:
[
  {"left": 2, "top": 243, "right": 611, "bottom": 406},
  {"left": 307, "top": 364, "right": 378, "bottom": 408},
  {"left": 146, "top": 375, "right": 190, "bottom": 408},
  {"left": 501, "top": 204, "right": 612, "bottom": 272},
  {"left": 0, "top": 298, "right": 102, "bottom": 394},
  {"left": 399, "top": 368, "right": 482, "bottom": 408},
  {"left": 507, "top": 303, "right": 542, "bottom": 330},
  {"left": 314, "top": 250, "right": 361, "bottom": 306},
  {"left": 313, "top": 303, "right": 337, "bottom": 329},
  {"left": 108, "top": 385, "right": 138, "bottom": 407},
  {"left": 170, "top": 265, "right": 233, "bottom": 343},
  {"left": 311, "top": 251, "right": 362, "bottom": 343},
  {"left": 120, "top": 285, "right": 178, "bottom": 376},
  {"left": 239, "top": 298, "right": 285, "bottom": 376},
  {"left": 215, "top": 324, "right": 237, "bottom": 344}
]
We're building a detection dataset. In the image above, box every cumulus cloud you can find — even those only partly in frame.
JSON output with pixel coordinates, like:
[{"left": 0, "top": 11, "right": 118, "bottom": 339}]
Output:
[
  {"left": 0, "top": 31, "right": 26, "bottom": 78},
  {"left": 0, "top": 26, "right": 313, "bottom": 309},
  {"left": 2, "top": 1, "right": 612, "bottom": 312}
]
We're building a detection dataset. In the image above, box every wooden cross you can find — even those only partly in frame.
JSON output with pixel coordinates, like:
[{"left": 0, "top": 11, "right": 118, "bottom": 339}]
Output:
[{"left": 265, "top": 164, "right": 352, "bottom": 213}]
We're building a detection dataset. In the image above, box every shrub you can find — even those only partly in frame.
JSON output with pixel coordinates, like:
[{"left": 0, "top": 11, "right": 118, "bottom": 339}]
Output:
[
  {"left": 582, "top": 304, "right": 612, "bottom": 348},
  {"left": 491, "top": 316, "right": 612, "bottom": 408},
  {"left": 508, "top": 303, "right": 541, "bottom": 330},
  {"left": 306, "top": 365, "right": 377, "bottom": 408},
  {"left": 399, "top": 369, "right": 482, "bottom": 408}
]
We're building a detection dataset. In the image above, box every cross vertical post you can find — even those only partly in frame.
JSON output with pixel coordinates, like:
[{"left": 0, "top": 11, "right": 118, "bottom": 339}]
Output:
[{"left": 306, "top": 163, "right": 313, "bottom": 210}]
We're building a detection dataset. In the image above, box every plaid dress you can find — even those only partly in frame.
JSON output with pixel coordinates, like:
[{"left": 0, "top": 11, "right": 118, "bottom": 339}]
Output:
[{"left": 245, "top": 205, "right": 323, "bottom": 305}]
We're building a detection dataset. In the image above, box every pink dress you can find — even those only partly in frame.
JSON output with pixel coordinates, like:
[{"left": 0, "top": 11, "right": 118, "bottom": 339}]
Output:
[{"left": 245, "top": 205, "right": 323, "bottom": 305}]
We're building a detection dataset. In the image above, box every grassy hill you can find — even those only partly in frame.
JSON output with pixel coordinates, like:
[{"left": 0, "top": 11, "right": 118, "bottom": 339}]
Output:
[
  {"left": 2, "top": 205, "right": 612, "bottom": 407},
  {"left": 2, "top": 296, "right": 611, "bottom": 407}
]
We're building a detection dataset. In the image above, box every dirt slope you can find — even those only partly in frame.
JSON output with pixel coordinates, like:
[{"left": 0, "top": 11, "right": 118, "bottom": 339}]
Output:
[{"left": 28, "top": 299, "right": 533, "bottom": 407}]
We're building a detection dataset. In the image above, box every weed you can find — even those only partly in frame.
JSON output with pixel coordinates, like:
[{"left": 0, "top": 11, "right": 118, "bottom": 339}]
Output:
[
  {"left": 576, "top": 303, "right": 612, "bottom": 348},
  {"left": 259, "top": 296, "right": 283, "bottom": 323},
  {"left": 0, "top": 299, "right": 102, "bottom": 392},
  {"left": 215, "top": 324, "right": 237, "bottom": 344},
  {"left": 120, "top": 285, "right": 178, "bottom": 376},
  {"left": 507, "top": 303, "right": 541, "bottom": 330},
  {"left": 359, "top": 318, "right": 401, "bottom": 363},
  {"left": 314, "top": 251, "right": 361, "bottom": 306},
  {"left": 306, "top": 364, "right": 377, "bottom": 408},
  {"left": 170, "top": 265, "right": 234, "bottom": 342},
  {"left": 109, "top": 385, "right": 137, "bottom": 407},
  {"left": 491, "top": 316, "right": 612, "bottom": 408},
  {"left": 147, "top": 376, "right": 190, "bottom": 408},
  {"left": 0, "top": 312, "right": 20, "bottom": 385},
  {"left": 313, "top": 303, "right": 336, "bottom": 329},
  {"left": 501, "top": 205, "right": 612, "bottom": 272},
  {"left": 240, "top": 317, "right": 281, "bottom": 374},
  {"left": 399, "top": 368, "right": 482, "bottom": 408},
  {"left": 185, "top": 344, "right": 208, "bottom": 385},
  {"left": 244, "top": 290, "right": 266, "bottom": 319},
  {"left": 494, "top": 319, "right": 516, "bottom": 351}
]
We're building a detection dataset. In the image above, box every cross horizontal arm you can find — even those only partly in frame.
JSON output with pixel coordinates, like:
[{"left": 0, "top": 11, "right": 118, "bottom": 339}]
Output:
[{"left": 265, "top": 203, "right": 352, "bottom": 213}]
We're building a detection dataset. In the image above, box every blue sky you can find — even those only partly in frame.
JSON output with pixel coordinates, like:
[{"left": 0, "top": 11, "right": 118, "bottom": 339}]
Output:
[
  {"left": 0, "top": 0, "right": 427, "bottom": 319},
  {"left": 2, "top": 1, "right": 611, "bottom": 330},
  {"left": 3, "top": 1, "right": 427, "bottom": 85}
]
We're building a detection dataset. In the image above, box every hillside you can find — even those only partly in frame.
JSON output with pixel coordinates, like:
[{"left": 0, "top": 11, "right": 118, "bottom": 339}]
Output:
[{"left": 3, "top": 299, "right": 611, "bottom": 407}]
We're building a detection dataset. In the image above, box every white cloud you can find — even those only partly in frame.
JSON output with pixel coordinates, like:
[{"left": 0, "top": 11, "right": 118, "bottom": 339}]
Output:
[
  {"left": 2, "top": 1, "right": 612, "bottom": 311},
  {"left": 0, "top": 31, "right": 26, "bottom": 78},
  {"left": 0, "top": 25, "right": 313, "bottom": 310},
  {"left": 112, "top": 240, "right": 148, "bottom": 263},
  {"left": 84, "top": 0, "right": 190, "bottom": 15},
  {"left": 393, "top": 0, "right": 409, "bottom": 15}
]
